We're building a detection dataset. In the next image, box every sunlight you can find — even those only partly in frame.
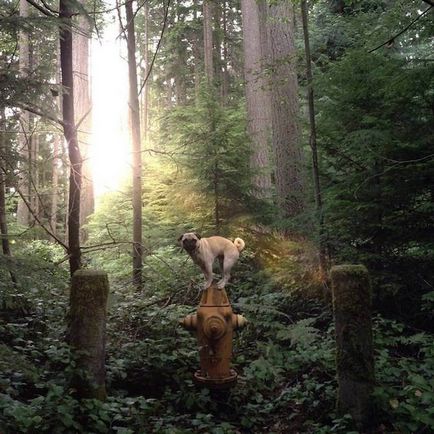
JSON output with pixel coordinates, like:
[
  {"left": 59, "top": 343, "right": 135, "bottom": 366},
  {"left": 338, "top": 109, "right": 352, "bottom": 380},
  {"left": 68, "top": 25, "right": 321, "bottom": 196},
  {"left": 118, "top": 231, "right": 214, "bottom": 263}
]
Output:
[{"left": 90, "top": 17, "right": 130, "bottom": 198}]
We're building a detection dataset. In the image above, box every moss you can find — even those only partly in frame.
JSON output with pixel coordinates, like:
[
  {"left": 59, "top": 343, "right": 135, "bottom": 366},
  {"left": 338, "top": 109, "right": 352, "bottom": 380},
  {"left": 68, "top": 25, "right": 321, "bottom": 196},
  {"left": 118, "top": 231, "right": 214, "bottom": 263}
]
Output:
[
  {"left": 69, "top": 269, "right": 109, "bottom": 400},
  {"left": 331, "top": 264, "right": 371, "bottom": 313}
]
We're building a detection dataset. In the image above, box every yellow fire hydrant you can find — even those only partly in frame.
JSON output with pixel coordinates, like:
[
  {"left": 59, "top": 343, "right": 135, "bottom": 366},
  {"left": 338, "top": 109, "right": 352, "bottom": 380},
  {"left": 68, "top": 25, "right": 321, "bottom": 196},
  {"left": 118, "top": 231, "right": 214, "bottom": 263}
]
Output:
[{"left": 180, "top": 284, "right": 247, "bottom": 388}]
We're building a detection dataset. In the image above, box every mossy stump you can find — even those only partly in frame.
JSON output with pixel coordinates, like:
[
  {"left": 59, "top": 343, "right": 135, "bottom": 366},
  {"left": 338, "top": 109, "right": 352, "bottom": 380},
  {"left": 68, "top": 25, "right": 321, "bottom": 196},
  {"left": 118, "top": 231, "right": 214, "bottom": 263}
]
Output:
[
  {"left": 69, "top": 269, "right": 109, "bottom": 400},
  {"left": 331, "top": 265, "right": 375, "bottom": 430}
]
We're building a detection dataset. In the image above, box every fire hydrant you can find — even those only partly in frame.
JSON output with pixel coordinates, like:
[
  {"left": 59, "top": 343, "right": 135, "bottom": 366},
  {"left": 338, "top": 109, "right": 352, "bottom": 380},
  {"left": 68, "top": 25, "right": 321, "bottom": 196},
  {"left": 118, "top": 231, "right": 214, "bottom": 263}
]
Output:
[{"left": 180, "top": 284, "right": 247, "bottom": 388}]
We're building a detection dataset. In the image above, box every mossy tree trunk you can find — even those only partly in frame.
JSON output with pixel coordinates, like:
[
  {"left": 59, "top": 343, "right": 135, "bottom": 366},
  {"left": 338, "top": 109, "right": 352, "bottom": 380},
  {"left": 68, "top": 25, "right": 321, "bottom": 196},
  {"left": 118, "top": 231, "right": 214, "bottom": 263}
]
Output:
[
  {"left": 68, "top": 270, "right": 109, "bottom": 400},
  {"left": 331, "top": 264, "right": 375, "bottom": 430}
]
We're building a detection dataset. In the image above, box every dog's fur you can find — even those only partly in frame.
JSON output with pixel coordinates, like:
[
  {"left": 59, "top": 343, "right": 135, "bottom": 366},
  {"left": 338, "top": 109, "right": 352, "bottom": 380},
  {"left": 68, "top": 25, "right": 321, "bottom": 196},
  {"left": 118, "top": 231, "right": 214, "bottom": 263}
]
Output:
[{"left": 179, "top": 233, "right": 245, "bottom": 289}]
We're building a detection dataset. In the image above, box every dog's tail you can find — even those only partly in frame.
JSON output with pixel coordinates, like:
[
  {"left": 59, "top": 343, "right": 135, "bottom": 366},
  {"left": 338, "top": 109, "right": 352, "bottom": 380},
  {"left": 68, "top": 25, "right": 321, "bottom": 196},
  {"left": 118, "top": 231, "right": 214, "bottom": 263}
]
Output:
[{"left": 233, "top": 237, "right": 245, "bottom": 252}]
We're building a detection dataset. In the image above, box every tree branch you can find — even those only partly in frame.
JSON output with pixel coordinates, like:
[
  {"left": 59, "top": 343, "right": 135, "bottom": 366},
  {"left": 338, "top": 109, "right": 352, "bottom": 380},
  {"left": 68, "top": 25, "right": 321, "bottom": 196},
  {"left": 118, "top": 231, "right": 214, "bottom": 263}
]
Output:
[
  {"left": 138, "top": 0, "right": 171, "bottom": 96},
  {"left": 369, "top": 6, "right": 433, "bottom": 53},
  {"left": 25, "top": 0, "right": 56, "bottom": 17}
]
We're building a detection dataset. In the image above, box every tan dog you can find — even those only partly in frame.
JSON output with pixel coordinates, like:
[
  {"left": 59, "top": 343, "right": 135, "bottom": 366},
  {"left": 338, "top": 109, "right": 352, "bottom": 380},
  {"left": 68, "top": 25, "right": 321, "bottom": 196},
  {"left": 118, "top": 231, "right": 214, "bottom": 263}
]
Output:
[{"left": 179, "top": 233, "right": 245, "bottom": 289}]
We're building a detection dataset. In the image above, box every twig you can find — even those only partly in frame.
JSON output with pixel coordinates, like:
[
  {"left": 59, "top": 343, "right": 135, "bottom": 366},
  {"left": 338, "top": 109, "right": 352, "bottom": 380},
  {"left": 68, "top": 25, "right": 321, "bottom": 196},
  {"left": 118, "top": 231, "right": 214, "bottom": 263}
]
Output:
[
  {"left": 138, "top": 0, "right": 171, "bottom": 96},
  {"left": 25, "top": 0, "right": 56, "bottom": 17},
  {"left": 369, "top": 6, "right": 433, "bottom": 53}
]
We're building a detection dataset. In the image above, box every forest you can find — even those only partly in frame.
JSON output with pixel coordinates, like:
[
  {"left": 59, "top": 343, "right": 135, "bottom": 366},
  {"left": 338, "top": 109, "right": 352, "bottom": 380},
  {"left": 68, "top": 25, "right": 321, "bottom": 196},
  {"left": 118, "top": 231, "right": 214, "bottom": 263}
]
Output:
[{"left": 0, "top": 0, "right": 434, "bottom": 432}]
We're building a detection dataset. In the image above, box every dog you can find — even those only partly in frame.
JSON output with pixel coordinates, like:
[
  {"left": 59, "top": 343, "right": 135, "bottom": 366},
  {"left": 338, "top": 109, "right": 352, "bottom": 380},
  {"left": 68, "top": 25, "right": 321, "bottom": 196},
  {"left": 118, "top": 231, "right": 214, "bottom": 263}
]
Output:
[{"left": 179, "top": 233, "right": 245, "bottom": 289}]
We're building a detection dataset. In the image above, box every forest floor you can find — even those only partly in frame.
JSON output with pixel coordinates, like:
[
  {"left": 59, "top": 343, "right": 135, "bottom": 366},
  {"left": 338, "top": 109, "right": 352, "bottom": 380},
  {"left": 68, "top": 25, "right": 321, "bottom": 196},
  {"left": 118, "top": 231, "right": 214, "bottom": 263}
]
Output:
[{"left": 1, "top": 230, "right": 434, "bottom": 433}]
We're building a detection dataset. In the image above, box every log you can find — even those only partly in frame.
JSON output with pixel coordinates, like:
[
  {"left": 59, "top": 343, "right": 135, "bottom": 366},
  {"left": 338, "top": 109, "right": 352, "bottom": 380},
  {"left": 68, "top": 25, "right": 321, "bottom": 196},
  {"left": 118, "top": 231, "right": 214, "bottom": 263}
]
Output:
[
  {"left": 331, "top": 264, "right": 375, "bottom": 429},
  {"left": 69, "top": 269, "right": 109, "bottom": 400}
]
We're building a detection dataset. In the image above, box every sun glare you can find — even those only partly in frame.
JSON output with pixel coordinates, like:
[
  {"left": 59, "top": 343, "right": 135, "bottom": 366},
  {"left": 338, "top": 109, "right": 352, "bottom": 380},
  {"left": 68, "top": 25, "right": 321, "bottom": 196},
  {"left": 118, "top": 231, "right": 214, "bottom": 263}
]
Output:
[{"left": 90, "top": 18, "right": 130, "bottom": 199}]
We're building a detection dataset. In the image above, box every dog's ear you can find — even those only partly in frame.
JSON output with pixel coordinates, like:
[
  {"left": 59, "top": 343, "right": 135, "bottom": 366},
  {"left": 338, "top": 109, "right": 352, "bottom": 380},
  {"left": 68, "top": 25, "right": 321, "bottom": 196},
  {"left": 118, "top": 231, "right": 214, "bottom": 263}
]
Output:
[
  {"left": 194, "top": 233, "right": 201, "bottom": 240},
  {"left": 178, "top": 234, "right": 183, "bottom": 242}
]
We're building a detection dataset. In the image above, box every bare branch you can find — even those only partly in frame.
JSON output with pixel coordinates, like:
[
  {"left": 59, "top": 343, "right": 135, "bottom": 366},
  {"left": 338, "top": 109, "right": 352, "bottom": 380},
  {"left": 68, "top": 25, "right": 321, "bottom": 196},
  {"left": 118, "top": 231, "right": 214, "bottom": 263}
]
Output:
[
  {"left": 369, "top": 6, "right": 433, "bottom": 53},
  {"left": 138, "top": 0, "right": 171, "bottom": 96},
  {"left": 25, "top": 0, "right": 56, "bottom": 17}
]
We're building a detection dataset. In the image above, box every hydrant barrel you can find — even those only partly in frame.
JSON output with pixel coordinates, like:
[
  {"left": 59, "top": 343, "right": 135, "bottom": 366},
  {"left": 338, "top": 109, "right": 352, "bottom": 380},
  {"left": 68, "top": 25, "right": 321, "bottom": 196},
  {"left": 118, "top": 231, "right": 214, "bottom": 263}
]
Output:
[{"left": 179, "top": 284, "right": 246, "bottom": 388}]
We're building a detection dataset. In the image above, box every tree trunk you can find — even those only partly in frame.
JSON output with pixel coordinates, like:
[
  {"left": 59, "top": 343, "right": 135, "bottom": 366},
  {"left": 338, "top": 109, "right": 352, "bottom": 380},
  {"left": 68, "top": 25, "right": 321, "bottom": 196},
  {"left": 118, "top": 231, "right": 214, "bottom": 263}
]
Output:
[
  {"left": 266, "top": 1, "right": 305, "bottom": 218},
  {"left": 73, "top": 8, "right": 94, "bottom": 240},
  {"left": 16, "top": 0, "right": 31, "bottom": 226},
  {"left": 241, "top": 0, "right": 272, "bottom": 199},
  {"left": 203, "top": 0, "right": 214, "bottom": 83},
  {"left": 125, "top": 0, "right": 143, "bottom": 289},
  {"left": 141, "top": 2, "right": 150, "bottom": 139},
  {"left": 60, "top": 0, "right": 82, "bottom": 275},
  {"left": 301, "top": 0, "right": 327, "bottom": 273},
  {"left": 221, "top": 1, "right": 229, "bottom": 103},
  {"left": 0, "top": 110, "right": 18, "bottom": 285},
  {"left": 50, "top": 46, "right": 61, "bottom": 236},
  {"left": 193, "top": 0, "right": 201, "bottom": 99},
  {"left": 50, "top": 134, "right": 60, "bottom": 236}
]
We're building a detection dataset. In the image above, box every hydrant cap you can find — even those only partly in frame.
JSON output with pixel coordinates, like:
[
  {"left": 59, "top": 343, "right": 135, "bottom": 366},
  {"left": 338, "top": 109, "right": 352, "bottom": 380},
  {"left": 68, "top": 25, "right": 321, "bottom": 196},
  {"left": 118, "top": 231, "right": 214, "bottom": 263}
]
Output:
[{"left": 203, "top": 315, "right": 226, "bottom": 340}]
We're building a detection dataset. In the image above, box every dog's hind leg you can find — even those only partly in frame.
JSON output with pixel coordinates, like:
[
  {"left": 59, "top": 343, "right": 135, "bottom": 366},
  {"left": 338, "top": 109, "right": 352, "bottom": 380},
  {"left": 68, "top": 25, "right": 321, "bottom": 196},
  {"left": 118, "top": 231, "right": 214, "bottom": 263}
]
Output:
[{"left": 216, "top": 253, "right": 239, "bottom": 289}]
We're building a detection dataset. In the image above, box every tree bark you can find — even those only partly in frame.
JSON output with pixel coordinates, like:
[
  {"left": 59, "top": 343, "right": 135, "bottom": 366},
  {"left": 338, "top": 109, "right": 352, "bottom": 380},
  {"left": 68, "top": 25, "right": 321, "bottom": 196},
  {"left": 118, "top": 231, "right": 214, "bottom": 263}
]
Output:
[
  {"left": 141, "top": 2, "right": 150, "bottom": 139},
  {"left": 73, "top": 7, "right": 94, "bottom": 240},
  {"left": 203, "top": 0, "right": 214, "bottom": 83},
  {"left": 221, "top": 1, "right": 229, "bottom": 103},
  {"left": 60, "top": 0, "right": 82, "bottom": 275},
  {"left": 301, "top": 0, "right": 326, "bottom": 273},
  {"left": 125, "top": 0, "right": 143, "bottom": 289},
  {"left": 50, "top": 133, "right": 60, "bottom": 236},
  {"left": 241, "top": 0, "right": 272, "bottom": 199},
  {"left": 192, "top": 0, "right": 201, "bottom": 99},
  {"left": 69, "top": 269, "right": 109, "bottom": 400},
  {"left": 266, "top": 1, "right": 305, "bottom": 218},
  {"left": 0, "top": 109, "right": 18, "bottom": 286},
  {"left": 16, "top": 0, "right": 32, "bottom": 226}
]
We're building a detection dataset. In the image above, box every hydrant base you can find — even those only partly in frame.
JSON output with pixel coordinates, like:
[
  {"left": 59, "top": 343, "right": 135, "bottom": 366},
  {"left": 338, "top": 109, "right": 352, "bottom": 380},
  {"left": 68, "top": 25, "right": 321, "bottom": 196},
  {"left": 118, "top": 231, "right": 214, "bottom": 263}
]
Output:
[{"left": 194, "top": 369, "right": 238, "bottom": 389}]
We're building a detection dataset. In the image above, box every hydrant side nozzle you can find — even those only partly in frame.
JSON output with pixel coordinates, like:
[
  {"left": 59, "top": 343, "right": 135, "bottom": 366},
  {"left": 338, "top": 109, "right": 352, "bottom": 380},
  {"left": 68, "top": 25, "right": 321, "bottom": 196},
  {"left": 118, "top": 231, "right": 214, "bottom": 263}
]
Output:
[
  {"left": 232, "top": 313, "right": 248, "bottom": 330},
  {"left": 179, "top": 314, "right": 198, "bottom": 331}
]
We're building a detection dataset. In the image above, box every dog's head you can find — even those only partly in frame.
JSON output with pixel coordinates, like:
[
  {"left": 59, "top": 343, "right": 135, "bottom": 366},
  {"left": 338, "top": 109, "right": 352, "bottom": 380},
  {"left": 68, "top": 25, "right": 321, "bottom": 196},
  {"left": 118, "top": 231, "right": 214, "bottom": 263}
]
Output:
[{"left": 178, "top": 232, "right": 201, "bottom": 253}]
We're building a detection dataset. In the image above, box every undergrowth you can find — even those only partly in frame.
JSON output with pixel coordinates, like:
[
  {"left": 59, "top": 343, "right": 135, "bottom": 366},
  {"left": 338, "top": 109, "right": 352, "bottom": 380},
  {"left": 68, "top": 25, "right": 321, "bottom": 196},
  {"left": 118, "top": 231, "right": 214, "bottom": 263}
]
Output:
[{"left": 1, "top": 234, "right": 434, "bottom": 433}]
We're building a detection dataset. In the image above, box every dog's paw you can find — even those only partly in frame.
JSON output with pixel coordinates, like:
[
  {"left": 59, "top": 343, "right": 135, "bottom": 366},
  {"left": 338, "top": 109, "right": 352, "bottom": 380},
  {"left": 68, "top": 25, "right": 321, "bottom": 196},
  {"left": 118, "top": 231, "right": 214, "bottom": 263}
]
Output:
[{"left": 216, "top": 280, "right": 226, "bottom": 290}]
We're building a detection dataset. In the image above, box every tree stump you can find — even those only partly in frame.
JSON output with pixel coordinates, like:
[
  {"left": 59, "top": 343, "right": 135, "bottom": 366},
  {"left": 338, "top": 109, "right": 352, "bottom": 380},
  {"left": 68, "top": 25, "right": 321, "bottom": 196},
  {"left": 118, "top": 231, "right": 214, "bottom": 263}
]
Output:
[
  {"left": 69, "top": 269, "right": 109, "bottom": 400},
  {"left": 331, "top": 264, "right": 375, "bottom": 429}
]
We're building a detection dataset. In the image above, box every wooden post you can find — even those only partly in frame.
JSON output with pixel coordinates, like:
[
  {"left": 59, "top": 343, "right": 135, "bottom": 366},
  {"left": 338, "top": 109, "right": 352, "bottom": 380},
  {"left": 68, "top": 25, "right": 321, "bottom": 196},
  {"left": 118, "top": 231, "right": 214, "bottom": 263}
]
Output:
[
  {"left": 69, "top": 269, "right": 109, "bottom": 400},
  {"left": 331, "top": 264, "right": 375, "bottom": 429}
]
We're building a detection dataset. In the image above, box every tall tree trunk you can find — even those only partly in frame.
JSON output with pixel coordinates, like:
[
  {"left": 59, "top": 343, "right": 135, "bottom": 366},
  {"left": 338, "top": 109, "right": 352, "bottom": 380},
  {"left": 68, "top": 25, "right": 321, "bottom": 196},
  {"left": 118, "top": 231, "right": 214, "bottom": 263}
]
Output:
[
  {"left": 51, "top": 134, "right": 60, "bottom": 236},
  {"left": 241, "top": 0, "right": 272, "bottom": 199},
  {"left": 192, "top": 0, "right": 201, "bottom": 98},
  {"left": 301, "top": 0, "right": 327, "bottom": 273},
  {"left": 16, "top": 0, "right": 31, "bottom": 226},
  {"left": 0, "top": 110, "right": 18, "bottom": 285},
  {"left": 51, "top": 46, "right": 61, "bottom": 236},
  {"left": 266, "top": 1, "right": 305, "bottom": 219},
  {"left": 73, "top": 8, "right": 94, "bottom": 240},
  {"left": 213, "top": 1, "right": 223, "bottom": 93},
  {"left": 221, "top": 1, "right": 229, "bottom": 103},
  {"left": 141, "top": 2, "right": 150, "bottom": 139},
  {"left": 60, "top": 0, "right": 82, "bottom": 275},
  {"left": 125, "top": 0, "right": 143, "bottom": 289},
  {"left": 203, "top": 0, "right": 214, "bottom": 83},
  {"left": 0, "top": 112, "right": 12, "bottom": 257}
]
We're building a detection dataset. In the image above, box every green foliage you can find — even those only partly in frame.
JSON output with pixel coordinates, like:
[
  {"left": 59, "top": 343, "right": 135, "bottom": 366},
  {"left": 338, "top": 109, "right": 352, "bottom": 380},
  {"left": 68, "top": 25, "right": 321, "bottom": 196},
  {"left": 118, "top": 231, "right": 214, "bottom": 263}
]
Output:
[
  {"left": 373, "top": 316, "right": 434, "bottom": 432},
  {"left": 317, "top": 46, "right": 434, "bottom": 319},
  {"left": 160, "top": 84, "right": 252, "bottom": 228}
]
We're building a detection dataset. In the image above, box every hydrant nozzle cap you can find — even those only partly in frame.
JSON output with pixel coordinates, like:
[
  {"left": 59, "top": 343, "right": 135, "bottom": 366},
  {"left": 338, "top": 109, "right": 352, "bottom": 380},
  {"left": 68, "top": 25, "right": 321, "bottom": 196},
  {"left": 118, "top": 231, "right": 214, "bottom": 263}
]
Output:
[
  {"left": 233, "top": 314, "right": 248, "bottom": 330},
  {"left": 180, "top": 314, "right": 197, "bottom": 330}
]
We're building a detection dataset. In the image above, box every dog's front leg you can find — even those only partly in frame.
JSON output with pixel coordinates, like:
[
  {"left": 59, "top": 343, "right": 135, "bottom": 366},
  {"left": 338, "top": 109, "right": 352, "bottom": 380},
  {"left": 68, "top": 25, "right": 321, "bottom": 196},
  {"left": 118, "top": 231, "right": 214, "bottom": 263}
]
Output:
[{"left": 201, "top": 263, "right": 214, "bottom": 290}]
